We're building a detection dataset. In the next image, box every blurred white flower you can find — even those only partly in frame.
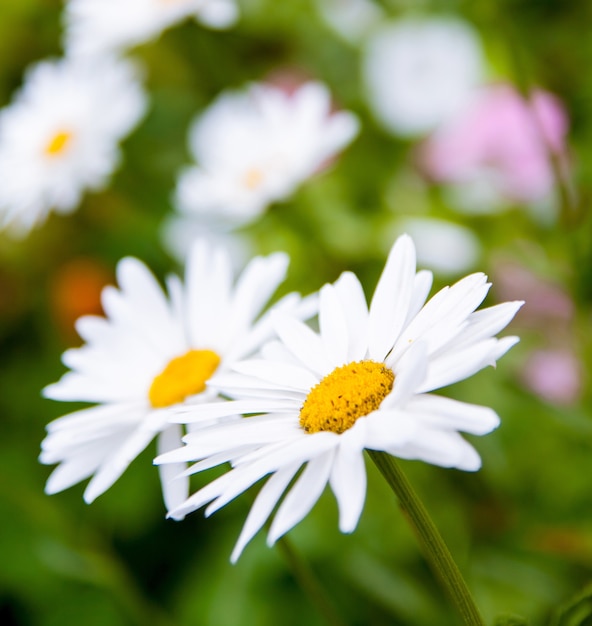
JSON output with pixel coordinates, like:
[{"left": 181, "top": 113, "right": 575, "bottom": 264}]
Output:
[
  {"left": 157, "top": 235, "right": 522, "bottom": 561},
  {"left": 41, "top": 240, "right": 315, "bottom": 512},
  {"left": 0, "top": 57, "right": 147, "bottom": 237},
  {"left": 161, "top": 213, "right": 254, "bottom": 268},
  {"left": 174, "top": 81, "right": 359, "bottom": 227},
  {"left": 363, "top": 17, "right": 486, "bottom": 137},
  {"left": 64, "top": 0, "right": 238, "bottom": 58},
  {"left": 393, "top": 217, "right": 480, "bottom": 275},
  {"left": 317, "top": 0, "right": 384, "bottom": 43}
]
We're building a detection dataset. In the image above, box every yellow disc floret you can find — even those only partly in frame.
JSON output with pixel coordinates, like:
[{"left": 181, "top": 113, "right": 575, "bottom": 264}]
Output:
[
  {"left": 242, "top": 167, "right": 264, "bottom": 190},
  {"left": 299, "top": 360, "right": 395, "bottom": 435},
  {"left": 45, "top": 130, "right": 73, "bottom": 157},
  {"left": 149, "top": 349, "right": 221, "bottom": 408}
]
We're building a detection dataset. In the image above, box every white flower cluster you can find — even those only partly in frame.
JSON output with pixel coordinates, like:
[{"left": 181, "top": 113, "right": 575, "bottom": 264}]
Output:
[
  {"left": 63, "top": 0, "right": 239, "bottom": 58},
  {"left": 42, "top": 235, "right": 522, "bottom": 560},
  {"left": 15, "top": 1, "right": 525, "bottom": 565},
  {"left": 1, "top": 0, "right": 357, "bottom": 238}
]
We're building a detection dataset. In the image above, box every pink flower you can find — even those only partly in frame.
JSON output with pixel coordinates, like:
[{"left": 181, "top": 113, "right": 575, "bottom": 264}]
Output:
[
  {"left": 493, "top": 262, "right": 573, "bottom": 327},
  {"left": 420, "top": 84, "right": 569, "bottom": 207},
  {"left": 491, "top": 261, "right": 581, "bottom": 406},
  {"left": 522, "top": 349, "right": 581, "bottom": 406}
]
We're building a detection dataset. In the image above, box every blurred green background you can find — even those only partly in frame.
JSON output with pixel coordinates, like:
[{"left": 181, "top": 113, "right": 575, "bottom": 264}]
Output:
[{"left": 2, "top": 1, "right": 592, "bottom": 625}]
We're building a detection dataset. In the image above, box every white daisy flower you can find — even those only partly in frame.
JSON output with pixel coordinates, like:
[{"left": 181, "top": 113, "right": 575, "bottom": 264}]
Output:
[
  {"left": 174, "top": 81, "right": 360, "bottom": 227},
  {"left": 157, "top": 235, "right": 523, "bottom": 561},
  {"left": 363, "top": 17, "right": 486, "bottom": 137},
  {"left": 0, "top": 56, "right": 146, "bottom": 236},
  {"left": 40, "top": 240, "right": 315, "bottom": 514},
  {"left": 316, "top": 0, "right": 384, "bottom": 44},
  {"left": 64, "top": 0, "right": 239, "bottom": 58}
]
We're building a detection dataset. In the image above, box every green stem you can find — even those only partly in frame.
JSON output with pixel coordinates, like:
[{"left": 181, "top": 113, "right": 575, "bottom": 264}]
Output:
[
  {"left": 276, "top": 536, "right": 347, "bottom": 626},
  {"left": 368, "top": 450, "right": 486, "bottom": 626}
]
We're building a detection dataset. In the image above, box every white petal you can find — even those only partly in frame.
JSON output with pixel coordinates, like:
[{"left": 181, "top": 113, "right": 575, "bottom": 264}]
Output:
[
  {"left": 166, "top": 274, "right": 185, "bottom": 326},
  {"left": 116, "top": 257, "right": 181, "bottom": 354},
  {"left": 231, "top": 462, "right": 301, "bottom": 563},
  {"left": 406, "top": 269, "right": 433, "bottom": 324},
  {"left": 157, "top": 424, "right": 188, "bottom": 517},
  {"left": 172, "top": 399, "right": 297, "bottom": 424},
  {"left": 185, "top": 240, "right": 233, "bottom": 348},
  {"left": 44, "top": 449, "right": 105, "bottom": 494},
  {"left": 267, "top": 449, "right": 335, "bottom": 545},
  {"left": 83, "top": 413, "right": 167, "bottom": 503},
  {"left": 159, "top": 415, "right": 298, "bottom": 465},
  {"left": 181, "top": 447, "right": 254, "bottom": 476},
  {"left": 274, "top": 315, "right": 333, "bottom": 376},
  {"left": 75, "top": 315, "right": 110, "bottom": 345},
  {"left": 100, "top": 280, "right": 178, "bottom": 359},
  {"left": 224, "top": 292, "right": 318, "bottom": 364},
  {"left": 391, "top": 428, "right": 482, "bottom": 471},
  {"left": 419, "top": 337, "right": 517, "bottom": 392},
  {"left": 368, "top": 234, "right": 417, "bottom": 361},
  {"left": 234, "top": 431, "right": 337, "bottom": 472},
  {"left": 490, "top": 335, "right": 520, "bottom": 361},
  {"left": 43, "top": 371, "right": 138, "bottom": 403},
  {"left": 407, "top": 395, "right": 500, "bottom": 435},
  {"left": 333, "top": 271, "right": 369, "bottom": 361},
  {"left": 169, "top": 468, "right": 237, "bottom": 518},
  {"left": 382, "top": 341, "right": 428, "bottom": 409},
  {"left": 454, "top": 301, "right": 524, "bottom": 351},
  {"left": 221, "top": 252, "right": 289, "bottom": 352},
  {"left": 43, "top": 402, "right": 143, "bottom": 434},
  {"left": 169, "top": 434, "right": 338, "bottom": 521},
  {"left": 388, "top": 273, "right": 490, "bottom": 364},
  {"left": 329, "top": 429, "right": 367, "bottom": 533},
  {"left": 363, "top": 410, "right": 418, "bottom": 450},
  {"left": 232, "top": 359, "right": 319, "bottom": 392},
  {"left": 182, "top": 416, "right": 299, "bottom": 458},
  {"left": 206, "top": 468, "right": 270, "bottom": 517},
  {"left": 319, "top": 283, "right": 349, "bottom": 366},
  {"left": 206, "top": 371, "right": 299, "bottom": 396}
]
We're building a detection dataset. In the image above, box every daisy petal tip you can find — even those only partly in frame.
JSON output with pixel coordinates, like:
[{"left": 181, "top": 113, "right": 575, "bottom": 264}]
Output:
[
  {"left": 167, "top": 510, "right": 186, "bottom": 522},
  {"left": 391, "top": 232, "right": 417, "bottom": 260},
  {"left": 230, "top": 545, "right": 244, "bottom": 564},
  {"left": 166, "top": 505, "right": 187, "bottom": 521},
  {"left": 480, "top": 411, "right": 501, "bottom": 435},
  {"left": 41, "top": 384, "right": 59, "bottom": 400},
  {"left": 153, "top": 450, "right": 175, "bottom": 465},
  {"left": 462, "top": 457, "right": 482, "bottom": 472},
  {"left": 43, "top": 478, "right": 61, "bottom": 497},
  {"left": 512, "top": 300, "right": 526, "bottom": 316},
  {"left": 338, "top": 518, "right": 359, "bottom": 534},
  {"left": 498, "top": 334, "right": 521, "bottom": 353},
  {"left": 267, "top": 250, "right": 290, "bottom": 273},
  {"left": 395, "top": 232, "right": 414, "bottom": 247},
  {"left": 82, "top": 488, "right": 98, "bottom": 505}
]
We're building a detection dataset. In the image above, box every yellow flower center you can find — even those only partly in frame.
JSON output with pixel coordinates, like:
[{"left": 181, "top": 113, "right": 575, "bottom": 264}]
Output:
[
  {"left": 299, "top": 360, "right": 395, "bottom": 435},
  {"left": 45, "top": 130, "right": 73, "bottom": 157},
  {"left": 148, "top": 349, "right": 221, "bottom": 408},
  {"left": 242, "top": 167, "right": 265, "bottom": 190}
]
